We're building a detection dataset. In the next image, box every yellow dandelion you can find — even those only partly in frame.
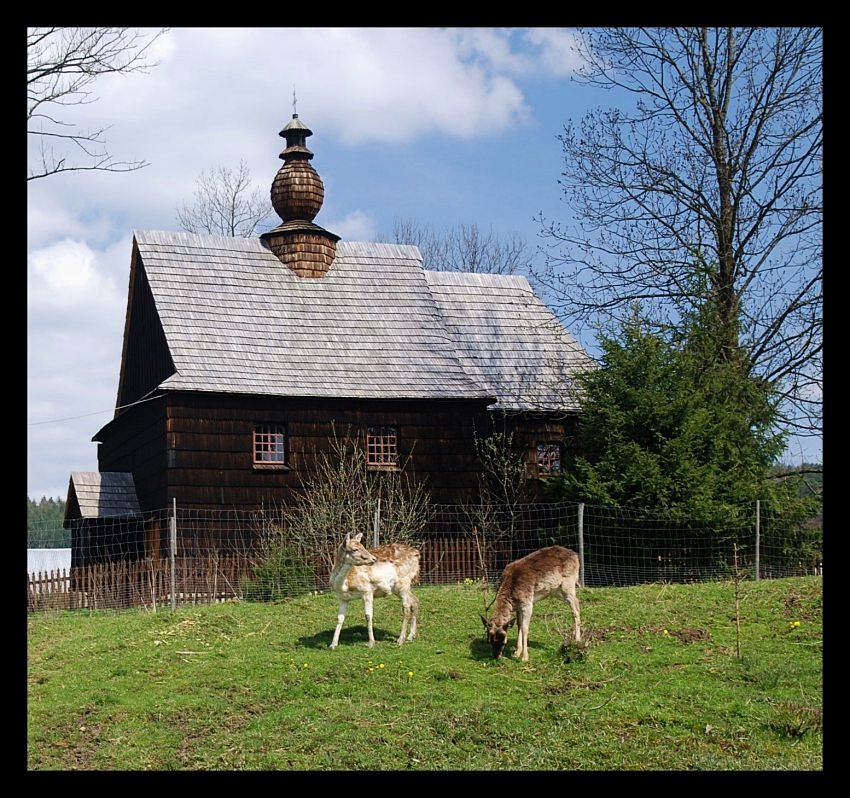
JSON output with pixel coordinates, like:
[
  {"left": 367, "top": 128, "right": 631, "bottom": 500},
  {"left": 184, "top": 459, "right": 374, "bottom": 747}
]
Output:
[
  {"left": 408, "top": 671, "right": 414, "bottom": 678},
  {"left": 663, "top": 629, "right": 669, "bottom": 635},
  {"left": 379, "top": 663, "right": 385, "bottom": 669},
  {"left": 369, "top": 667, "right": 374, "bottom": 672}
]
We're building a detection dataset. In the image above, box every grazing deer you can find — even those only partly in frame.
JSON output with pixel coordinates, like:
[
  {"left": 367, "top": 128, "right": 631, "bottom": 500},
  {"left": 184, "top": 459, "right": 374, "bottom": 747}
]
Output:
[
  {"left": 481, "top": 545, "right": 581, "bottom": 662},
  {"left": 329, "top": 532, "right": 420, "bottom": 650}
]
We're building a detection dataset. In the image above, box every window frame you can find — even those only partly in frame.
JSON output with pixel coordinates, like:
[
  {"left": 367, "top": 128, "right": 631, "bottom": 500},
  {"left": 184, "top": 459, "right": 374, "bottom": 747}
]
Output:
[
  {"left": 366, "top": 425, "right": 400, "bottom": 470},
  {"left": 535, "top": 442, "right": 562, "bottom": 478},
  {"left": 253, "top": 423, "right": 288, "bottom": 469}
]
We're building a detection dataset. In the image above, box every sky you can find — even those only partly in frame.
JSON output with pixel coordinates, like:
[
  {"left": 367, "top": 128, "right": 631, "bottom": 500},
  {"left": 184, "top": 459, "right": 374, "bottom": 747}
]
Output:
[{"left": 27, "top": 27, "right": 823, "bottom": 501}]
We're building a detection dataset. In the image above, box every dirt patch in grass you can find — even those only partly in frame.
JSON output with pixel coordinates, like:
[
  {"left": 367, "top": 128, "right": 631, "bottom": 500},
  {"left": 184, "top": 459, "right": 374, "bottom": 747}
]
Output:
[
  {"left": 784, "top": 587, "right": 821, "bottom": 623},
  {"left": 583, "top": 626, "right": 613, "bottom": 642},
  {"left": 544, "top": 676, "right": 605, "bottom": 694},
  {"left": 669, "top": 628, "right": 711, "bottom": 643}
]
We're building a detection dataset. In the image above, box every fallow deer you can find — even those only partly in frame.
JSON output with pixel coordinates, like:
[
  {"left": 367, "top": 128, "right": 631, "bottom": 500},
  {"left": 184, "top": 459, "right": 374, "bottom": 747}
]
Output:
[
  {"left": 481, "top": 545, "right": 581, "bottom": 662},
  {"left": 329, "top": 532, "right": 420, "bottom": 649}
]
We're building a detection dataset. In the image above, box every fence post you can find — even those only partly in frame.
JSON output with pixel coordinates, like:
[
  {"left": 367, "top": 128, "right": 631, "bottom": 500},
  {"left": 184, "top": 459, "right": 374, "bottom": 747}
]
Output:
[
  {"left": 754, "top": 499, "right": 760, "bottom": 581},
  {"left": 373, "top": 498, "right": 381, "bottom": 548},
  {"left": 170, "top": 499, "right": 177, "bottom": 610},
  {"left": 577, "top": 502, "right": 585, "bottom": 588}
]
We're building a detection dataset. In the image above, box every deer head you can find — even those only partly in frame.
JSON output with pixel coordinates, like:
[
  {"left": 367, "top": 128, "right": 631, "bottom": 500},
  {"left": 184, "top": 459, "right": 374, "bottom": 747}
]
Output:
[
  {"left": 340, "top": 532, "right": 378, "bottom": 567},
  {"left": 481, "top": 615, "right": 513, "bottom": 659}
]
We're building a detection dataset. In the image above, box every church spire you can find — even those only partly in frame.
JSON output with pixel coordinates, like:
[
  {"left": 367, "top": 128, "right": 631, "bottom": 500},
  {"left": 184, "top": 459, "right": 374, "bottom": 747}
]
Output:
[{"left": 261, "top": 109, "right": 339, "bottom": 277}]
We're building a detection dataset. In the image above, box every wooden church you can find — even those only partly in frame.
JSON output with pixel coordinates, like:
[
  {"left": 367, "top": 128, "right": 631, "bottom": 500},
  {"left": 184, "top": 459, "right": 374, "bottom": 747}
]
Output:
[{"left": 64, "top": 112, "right": 593, "bottom": 564}]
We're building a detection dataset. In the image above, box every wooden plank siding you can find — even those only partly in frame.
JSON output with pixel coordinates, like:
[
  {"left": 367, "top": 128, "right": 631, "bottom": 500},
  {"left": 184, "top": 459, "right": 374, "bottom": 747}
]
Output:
[
  {"left": 92, "top": 389, "right": 581, "bottom": 557},
  {"left": 96, "top": 395, "right": 170, "bottom": 511},
  {"left": 159, "top": 393, "right": 493, "bottom": 508},
  {"left": 490, "top": 412, "right": 581, "bottom": 501},
  {"left": 70, "top": 516, "right": 148, "bottom": 572},
  {"left": 116, "top": 245, "right": 176, "bottom": 409}
]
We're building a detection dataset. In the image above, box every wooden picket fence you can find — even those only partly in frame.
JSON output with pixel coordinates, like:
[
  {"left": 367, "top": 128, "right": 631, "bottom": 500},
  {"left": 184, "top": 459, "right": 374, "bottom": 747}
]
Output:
[
  {"left": 26, "top": 536, "right": 508, "bottom": 612},
  {"left": 418, "top": 535, "right": 503, "bottom": 584},
  {"left": 26, "top": 554, "right": 256, "bottom": 612}
]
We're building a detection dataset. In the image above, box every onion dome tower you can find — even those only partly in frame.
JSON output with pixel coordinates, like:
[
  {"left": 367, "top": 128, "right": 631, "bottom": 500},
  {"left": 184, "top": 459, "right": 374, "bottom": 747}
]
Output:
[{"left": 260, "top": 112, "right": 340, "bottom": 277}]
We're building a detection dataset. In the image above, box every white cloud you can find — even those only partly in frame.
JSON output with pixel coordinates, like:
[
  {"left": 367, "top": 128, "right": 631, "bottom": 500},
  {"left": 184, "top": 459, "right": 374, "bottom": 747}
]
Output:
[
  {"left": 450, "top": 27, "right": 585, "bottom": 78},
  {"left": 71, "top": 28, "right": 535, "bottom": 150},
  {"left": 523, "top": 28, "right": 585, "bottom": 75},
  {"left": 447, "top": 28, "right": 531, "bottom": 75},
  {"left": 325, "top": 210, "right": 378, "bottom": 241},
  {"left": 27, "top": 191, "right": 119, "bottom": 252},
  {"left": 25, "top": 27, "right": 545, "bottom": 259},
  {"left": 28, "top": 239, "right": 123, "bottom": 309},
  {"left": 28, "top": 236, "right": 129, "bottom": 498}
]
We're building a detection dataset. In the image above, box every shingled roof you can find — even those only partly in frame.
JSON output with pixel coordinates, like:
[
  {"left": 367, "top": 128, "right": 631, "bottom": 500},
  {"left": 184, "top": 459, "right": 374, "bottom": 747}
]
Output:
[
  {"left": 63, "top": 472, "right": 141, "bottom": 528},
  {"left": 127, "top": 229, "right": 591, "bottom": 411},
  {"left": 425, "top": 271, "right": 591, "bottom": 412}
]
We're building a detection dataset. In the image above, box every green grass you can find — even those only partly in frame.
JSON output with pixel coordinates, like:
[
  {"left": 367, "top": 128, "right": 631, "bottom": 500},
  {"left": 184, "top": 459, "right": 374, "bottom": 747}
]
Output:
[{"left": 27, "top": 577, "right": 823, "bottom": 770}]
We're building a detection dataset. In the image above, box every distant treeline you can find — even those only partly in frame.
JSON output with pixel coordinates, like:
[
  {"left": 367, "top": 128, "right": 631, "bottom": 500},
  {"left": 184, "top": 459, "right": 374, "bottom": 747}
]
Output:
[{"left": 27, "top": 497, "right": 69, "bottom": 548}]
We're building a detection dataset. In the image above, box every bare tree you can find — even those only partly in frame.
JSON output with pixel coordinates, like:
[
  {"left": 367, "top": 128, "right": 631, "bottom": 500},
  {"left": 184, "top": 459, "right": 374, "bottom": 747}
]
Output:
[
  {"left": 27, "top": 27, "right": 166, "bottom": 181},
  {"left": 286, "top": 427, "right": 430, "bottom": 576},
  {"left": 177, "top": 160, "right": 273, "bottom": 238},
  {"left": 535, "top": 28, "right": 822, "bottom": 445},
  {"left": 386, "top": 218, "right": 531, "bottom": 275},
  {"left": 474, "top": 426, "right": 530, "bottom": 512},
  {"left": 467, "top": 424, "right": 533, "bottom": 567}
]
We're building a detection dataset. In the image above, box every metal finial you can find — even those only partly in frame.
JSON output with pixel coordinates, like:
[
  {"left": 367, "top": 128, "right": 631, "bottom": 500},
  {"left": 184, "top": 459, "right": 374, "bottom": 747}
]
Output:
[{"left": 292, "top": 86, "right": 297, "bottom": 117}]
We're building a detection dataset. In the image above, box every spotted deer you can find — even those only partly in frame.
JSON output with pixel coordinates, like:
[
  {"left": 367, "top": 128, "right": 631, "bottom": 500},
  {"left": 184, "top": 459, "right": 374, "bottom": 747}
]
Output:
[
  {"left": 481, "top": 545, "right": 581, "bottom": 662},
  {"left": 328, "top": 532, "right": 420, "bottom": 649}
]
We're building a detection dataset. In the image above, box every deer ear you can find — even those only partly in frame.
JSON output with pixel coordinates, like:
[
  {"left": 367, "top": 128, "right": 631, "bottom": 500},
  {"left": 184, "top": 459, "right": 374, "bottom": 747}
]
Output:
[{"left": 353, "top": 533, "right": 363, "bottom": 543}]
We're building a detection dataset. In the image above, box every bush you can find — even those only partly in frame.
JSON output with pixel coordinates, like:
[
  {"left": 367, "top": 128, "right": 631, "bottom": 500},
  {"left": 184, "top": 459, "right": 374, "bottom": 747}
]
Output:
[{"left": 241, "top": 543, "right": 316, "bottom": 602}]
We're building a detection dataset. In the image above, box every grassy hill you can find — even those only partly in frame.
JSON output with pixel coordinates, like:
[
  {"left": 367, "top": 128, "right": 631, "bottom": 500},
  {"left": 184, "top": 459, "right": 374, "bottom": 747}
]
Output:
[{"left": 27, "top": 577, "right": 822, "bottom": 770}]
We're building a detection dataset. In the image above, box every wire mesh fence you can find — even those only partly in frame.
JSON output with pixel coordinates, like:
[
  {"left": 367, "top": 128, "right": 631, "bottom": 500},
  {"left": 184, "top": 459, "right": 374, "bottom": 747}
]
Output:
[{"left": 27, "top": 500, "right": 822, "bottom": 613}]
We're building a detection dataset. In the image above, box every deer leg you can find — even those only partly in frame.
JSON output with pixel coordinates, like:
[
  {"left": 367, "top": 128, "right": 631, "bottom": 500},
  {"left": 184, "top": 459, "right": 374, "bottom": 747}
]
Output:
[
  {"left": 565, "top": 590, "right": 581, "bottom": 642},
  {"left": 513, "top": 607, "right": 525, "bottom": 659},
  {"left": 519, "top": 606, "right": 533, "bottom": 662},
  {"left": 329, "top": 600, "right": 349, "bottom": 649},
  {"left": 397, "top": 595, "right": 408, "bottom": 646},
  {"left": 363, "top": 592, "right": 376, "bottom": 647},
  {"left": 406, "top": 591, "right": 418, "bottom": 642},
  {"left": 398, "top": 589, "right": 418, "bottom": 645}
]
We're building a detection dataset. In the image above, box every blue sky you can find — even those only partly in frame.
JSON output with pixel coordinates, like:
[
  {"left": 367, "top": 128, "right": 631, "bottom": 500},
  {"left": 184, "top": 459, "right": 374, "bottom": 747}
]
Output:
[{"left": 27, "top": 27, "right": 822, "bottom": 501}]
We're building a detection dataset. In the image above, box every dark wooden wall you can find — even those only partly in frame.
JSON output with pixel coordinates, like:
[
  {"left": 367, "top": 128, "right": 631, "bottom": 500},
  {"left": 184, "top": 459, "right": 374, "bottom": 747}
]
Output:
[
  {"left": 95, "top": 391, "right": 582, "bottom": 513},
  {"left": 88, "top": 390, "right": 582, "bottom": 561},
  {"left": 160, "top": 393, "right": 493, "bottom": 508},
  {"left": 117, "top": 251, "right": 175, "bottom": 409},
  {"left": 95, "top": 394, "right": 169, "bottom": 511},
  {"left": 70, "top": 518, "right": 145, "bottom": 572},
  {"left": 494, "top": 412, "right": 581, "bottom": 501}
]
